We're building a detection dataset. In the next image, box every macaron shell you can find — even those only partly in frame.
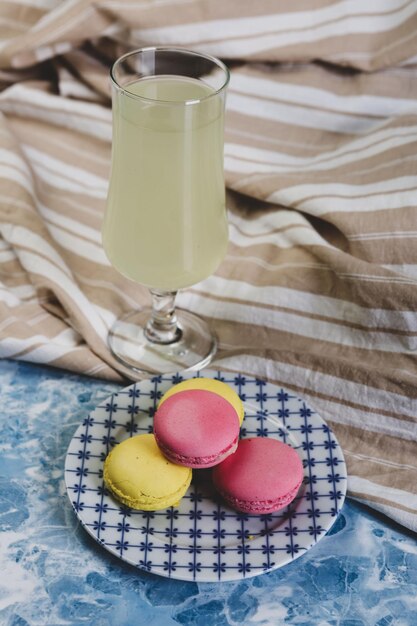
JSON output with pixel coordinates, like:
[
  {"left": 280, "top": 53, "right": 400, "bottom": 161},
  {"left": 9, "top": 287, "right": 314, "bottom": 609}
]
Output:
[
  {"left": 154, "top": 389, "right": 240, "bottom": 468},
  {"left": 212, "top": 438, "right": 303, "bottom": 512},
  {"left": 158, "top": 378, "right": 244, "bottom": 425},
  {"left": 103, "top": 433, "right": 192, "bottom": 510},
  {"left": 218, "top": 482, "right": 301, "bottom": 515}
]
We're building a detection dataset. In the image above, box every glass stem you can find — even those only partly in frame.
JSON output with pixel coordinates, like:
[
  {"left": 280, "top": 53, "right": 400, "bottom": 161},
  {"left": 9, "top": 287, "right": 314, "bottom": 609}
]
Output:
[{"left": 144, "top": 289, "right": 182, "bottom": 344}]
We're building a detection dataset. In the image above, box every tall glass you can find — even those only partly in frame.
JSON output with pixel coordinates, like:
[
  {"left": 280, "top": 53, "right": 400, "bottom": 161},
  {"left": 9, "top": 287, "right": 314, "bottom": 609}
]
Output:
[{"left": 102, "top": 47, "right": 230, "bottom": 375}]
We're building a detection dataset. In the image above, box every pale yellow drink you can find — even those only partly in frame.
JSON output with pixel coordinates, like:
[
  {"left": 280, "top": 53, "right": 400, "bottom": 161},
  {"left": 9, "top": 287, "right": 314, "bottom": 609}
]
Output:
[{"left": 103, "top": 75, "right": 228, "bottom": 291}]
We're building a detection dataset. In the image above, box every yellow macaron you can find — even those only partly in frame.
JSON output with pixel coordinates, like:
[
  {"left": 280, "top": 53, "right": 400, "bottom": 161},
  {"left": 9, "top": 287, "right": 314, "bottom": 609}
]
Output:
[
  {"left": 103, "top": 433, "right": 192, "bottom": 511},
  {"left": 158, "top": 377, "right": 244, "bottom": 425}
]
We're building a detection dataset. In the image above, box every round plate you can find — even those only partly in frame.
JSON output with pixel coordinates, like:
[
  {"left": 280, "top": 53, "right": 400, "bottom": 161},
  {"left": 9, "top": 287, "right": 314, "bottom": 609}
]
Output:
[{"left": 64, "top": 369, "right": 347, "bottom": 582}]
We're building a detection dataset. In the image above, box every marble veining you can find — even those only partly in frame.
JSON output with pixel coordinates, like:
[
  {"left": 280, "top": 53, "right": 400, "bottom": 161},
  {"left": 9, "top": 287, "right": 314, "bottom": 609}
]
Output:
[{"left": 0, "top": 360, "right": 416, "bottom": 625}]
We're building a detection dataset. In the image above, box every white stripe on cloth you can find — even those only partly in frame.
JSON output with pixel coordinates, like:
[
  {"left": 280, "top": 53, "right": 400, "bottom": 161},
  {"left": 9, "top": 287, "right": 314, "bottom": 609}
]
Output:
[
  {"left": 0, "top": 224, "right": 72, "bottom": 276},
  {"left": 191, "top": 3, "right": 417, "bottom": 57},
  {"left": 0, "top": 148, "right": 33, "bottom": 178},
  {"left": 228, "top": 209, "right": 310, "bottom": 234},
  {"left": 188, "top": 275, "right": 417, "bottom": 331},
  {"left": 76, "top": 275, "right": 143, "bottom": 310},
  {"left": 350, "top": 232, "right": 417, "bottom": 241},
  {"left": 339, "top": 272, "right": 417, "bottom": 286},
  {"left": 46, "top": 224, "right": 110, "bottom": 265},
  {"left": 93, "top": 303, "right": 117, "bottom": 328},
  {"left": 226, "top": 93, "right": 377, "bottom": 134},
  {"left": 269, "top": 180, "right": 417, "bottom": 214},
  {"left": 12, "top": 0, "right": 60, "bottom": 8},
  {"left": 0, "top": 327, "right": 80, "bottom": 359},
  {"left": 0, "top": 250, "right": 16, "bottom": 264},
  {"left": 230, "top": 73, "right": 417, "bottom": 117},
  {"left": 348, "top": 476, "right": 417, "bottom": 510},
  {"left": 0, "top": 289, "right": 24, "bottom": 307},
  {"left": 0, "top": 86, "right": 112, "bottom": 141},
  {"left": 0, "top": 283, "right": 36, "bottom": 301},
  {"left": 16, "top": 250, "right": 109, "bottom": 342},
  {"left": 382, "top": 264, "right": 417, "bottom": 279},
  {"left": 225, "top": 254, "right": 329, "bottom": 273},
  {"left": 179, "top": 288, "right": 417, "bottom": 353},
  {"left": 225, "top": 130, "right": 417, "bottom": 172},
  {"left": 31, "top": 0, "right": 93, "bottom": 34},
  {"left": 22, "top": 145, "right": 108, "bottom": 193},
  {"left": 0, "top": 165, "right": 34, "bottom": 194},
  {"left": 0, "top": 195, "right": 35, "bottom": 213},
  {"left": 28, "top": 162, "right": 107, "bottom": 198},
  {"left": 228, "top": 222, "right": 325, "bottom": 249},
  {"left": 345, "top": 449, "right": 416, "bottom": 471},
  {"left": 14, "top": 343, "right": 84, "bottom": 364},
  {"left": 37, "top": 202, "right": 102, "bottom": 243},
  {"left": 135, "top": 0, "right": 413, "bottom": 44}
]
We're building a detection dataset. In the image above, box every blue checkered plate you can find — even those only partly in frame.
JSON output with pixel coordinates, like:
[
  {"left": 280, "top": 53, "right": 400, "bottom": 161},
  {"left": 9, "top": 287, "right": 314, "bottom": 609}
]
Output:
[{"left": 65, "top": 369, "right": 347, "bottom": 582}]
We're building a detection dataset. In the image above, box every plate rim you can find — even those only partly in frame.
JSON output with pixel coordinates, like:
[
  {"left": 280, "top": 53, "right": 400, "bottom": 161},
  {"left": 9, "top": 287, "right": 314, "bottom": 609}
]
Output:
[{"left": 64, "top": 368, "right": 347, "bottom": 582}]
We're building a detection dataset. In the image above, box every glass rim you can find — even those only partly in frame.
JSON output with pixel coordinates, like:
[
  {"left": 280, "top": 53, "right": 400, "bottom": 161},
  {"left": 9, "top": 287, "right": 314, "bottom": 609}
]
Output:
[{"left": 110, "top": 46, "right": 230, "bottom": 106}]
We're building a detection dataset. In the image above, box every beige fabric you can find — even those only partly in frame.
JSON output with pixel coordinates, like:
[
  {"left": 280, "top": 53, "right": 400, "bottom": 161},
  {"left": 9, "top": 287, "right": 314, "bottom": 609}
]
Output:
[{"left": 0, "top": 0, "right": 417, "bottom": 531}]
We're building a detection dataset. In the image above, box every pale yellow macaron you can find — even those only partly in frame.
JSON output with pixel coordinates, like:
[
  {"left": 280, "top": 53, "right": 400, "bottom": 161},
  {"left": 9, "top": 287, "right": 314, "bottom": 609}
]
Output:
[
  {"left": 158, "top": 377, "right": 244, "bottom": 425},
  {"left": 103, "top": 433, "right": 192, "bottom": 511}
]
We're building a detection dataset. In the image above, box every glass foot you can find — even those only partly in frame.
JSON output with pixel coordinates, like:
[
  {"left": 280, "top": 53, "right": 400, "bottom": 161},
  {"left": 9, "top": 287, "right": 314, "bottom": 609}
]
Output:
[{"left": 108, "top": 308, "right": 217, "bottom": 377}]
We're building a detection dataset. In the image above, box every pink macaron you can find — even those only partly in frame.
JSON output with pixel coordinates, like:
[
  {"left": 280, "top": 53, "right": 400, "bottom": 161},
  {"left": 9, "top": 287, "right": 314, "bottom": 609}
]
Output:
[
  {"left": 212, "top": 437, "right": 304, "bottom": 514},
  {"left": 153, "top": 389, "right": 240, "bottom": 469}
]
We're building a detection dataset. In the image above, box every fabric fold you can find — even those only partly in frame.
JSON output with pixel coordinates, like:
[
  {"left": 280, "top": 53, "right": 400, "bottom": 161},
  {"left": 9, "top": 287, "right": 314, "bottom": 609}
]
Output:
[{"left": 0, "top": 0, "right": 416, "bottom": 531}]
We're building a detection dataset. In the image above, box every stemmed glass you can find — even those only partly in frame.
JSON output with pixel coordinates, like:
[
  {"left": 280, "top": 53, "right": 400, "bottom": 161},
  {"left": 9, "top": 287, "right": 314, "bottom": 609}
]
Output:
[{"left": 102, "top": 47, "right": 230, "bottom": 375}]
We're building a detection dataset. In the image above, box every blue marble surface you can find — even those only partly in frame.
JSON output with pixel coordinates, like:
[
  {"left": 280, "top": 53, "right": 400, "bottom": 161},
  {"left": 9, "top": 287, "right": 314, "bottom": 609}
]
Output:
[{"left": 0, "top": 360, "right": 416, "bottom": 626}]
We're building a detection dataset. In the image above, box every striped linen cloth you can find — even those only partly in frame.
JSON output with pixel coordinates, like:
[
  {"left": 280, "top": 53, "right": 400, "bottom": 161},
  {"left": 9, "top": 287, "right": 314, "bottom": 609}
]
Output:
[{"left": 0, "top": 0, "right": 416, "bottom": 532}]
